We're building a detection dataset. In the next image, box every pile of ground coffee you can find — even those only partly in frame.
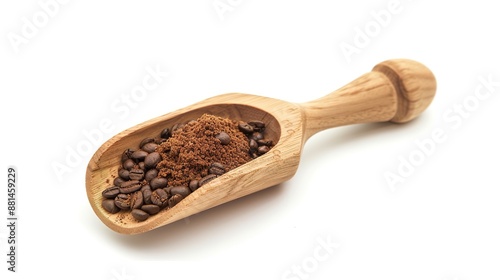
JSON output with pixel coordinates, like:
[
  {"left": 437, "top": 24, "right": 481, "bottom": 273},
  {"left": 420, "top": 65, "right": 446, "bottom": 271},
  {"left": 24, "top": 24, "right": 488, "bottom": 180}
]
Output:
[
  {"left": 101, "top": 113, "right": 273, "bottom": 222},
  {"left": 156, "top": 114, "right": 251, "bottom": 187}
]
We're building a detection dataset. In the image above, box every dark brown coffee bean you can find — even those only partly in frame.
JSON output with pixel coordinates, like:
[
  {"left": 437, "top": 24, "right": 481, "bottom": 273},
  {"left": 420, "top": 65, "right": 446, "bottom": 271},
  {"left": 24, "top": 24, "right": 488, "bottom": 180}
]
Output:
[
  {"left": 210, "top": 162, "right": 225, "bottom": 172},
  {"left": 249, "top": 139, "right": 258, "bottom": 151},
  {"left": 102, "top": 186, "right": 120, "bottom": 199},
  {"left": 131, "top": 150, "right": 148, "bottom": 161},
  {"left": 168, "top": 194, "right": 183, "bottom": 208},
  {"left": 130, "top": 191, "right": 144, "bottom": 209},
  {"left": 142, "top": 187, "right": 152, "bottom": 204},
  {"left": 144, "top": 152, "right": 161, "bottom": 169},
  {"left": 212, "top": 162, "right": 225, "bottom": 168},
  {"left": 249, "top": 120, "right": 265, "bottom": 132},
  {"left": 160, "top": 128, "right": 171, "bottom": 139},
  {"left": 257, "top": 139, "right": 273, "bottom": 146},
  {"left": 114, "top": 194, "right": 131, "bottom": 210},
  {"left": 145, "top": 169, "right": 158, "bottom": 182},
  {"left": 209, "top": 162, "right": 225, "bottom": 175},
  {"left": 189, "top": 180, "right": 199, "bottom": 192},
  {"left": 150, "top": 177, "right": 168, "bottom": 190},
  {"left": 163, "top": 186, "right": 172, "bottom": 196},
  {"left": 215, "top": 132, "right": 231, "bottom": 145},
  {"left": 155, "top": 138, "right": 167, "bottom": 144},
  {"left": 172, "top": 123, "right": 185, "bottom": 133},
  {"left": 170, "top": 186, "right": 191, "bottom": 198},
  {"left": 199, "top": 174, "right": 217, "bottom": 187},
  {"left": 120, "top": 180, "right": 141, "bottom": 194},
  {"left": 121, "top": 149, "right": 135, "bottom": 163},
  {"left": 142, "top": 142, "right": 158, "bottom": 153},
  {"left": 141, "top": 204, "right": 160, "bottom": 215},
  {"left": 138, "top": 162, "right": 145, "bottom": 170},
  {"left": 118, "top": 168, "right": 130, "bottom": 180},
  {"left": 141, "top": 184, "right": 151, "bottom": 192},
  {"left": 257, "top": 145, "right": 270, "bottom": 155},
  {"left": 129, "top": 168, "right": 144, "bottom": 181},
  {"left": 248, "top": 120, "right": 265, "bottom": 129},
  {"left": 139, "top": 138, "right": 155, "bottom": 148},
  {"left": 120, "top": 180, "right": 140, "bottom": 188},
  {"left": 151, "top": 188, "right": 169, "bottom": 208},
  {"left": 102, "top": 199, "right": 120, "bottom": 213},
  {"left": 113, "top": 177, "right": 125, "bottom": 186},
  {"left": 238, "top": 121, "right": 254, "bottom": 134},
  {"left": 250, "top": 152, "right": 258, "bottom": 159},
  {"left": 122, "top": 159, "right": 135, "bottom": 170},
  {"left": 251, "top": 131, "right": 264, "bottom": 141},
  {"left": 131, "top": 209, "right": 149, "bottom": 221}
]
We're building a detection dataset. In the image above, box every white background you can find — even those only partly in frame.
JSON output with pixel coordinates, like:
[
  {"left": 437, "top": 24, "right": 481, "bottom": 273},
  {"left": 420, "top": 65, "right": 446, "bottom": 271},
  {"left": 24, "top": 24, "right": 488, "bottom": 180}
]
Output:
[{"left": 1, "top": 1, "right": 499, "bottom": 279}]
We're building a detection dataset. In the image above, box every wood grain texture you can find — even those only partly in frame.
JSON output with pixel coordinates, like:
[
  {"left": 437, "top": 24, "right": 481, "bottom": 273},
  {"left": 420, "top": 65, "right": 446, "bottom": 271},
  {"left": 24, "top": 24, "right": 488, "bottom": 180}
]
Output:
[{"left": 86, "top": 59, "right": 436, "bottom": 234}]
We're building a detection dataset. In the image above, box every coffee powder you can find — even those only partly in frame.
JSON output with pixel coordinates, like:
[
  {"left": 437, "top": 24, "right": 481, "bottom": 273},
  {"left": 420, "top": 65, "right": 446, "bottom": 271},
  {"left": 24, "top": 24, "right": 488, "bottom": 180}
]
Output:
[{"left": 156, "top": 114, "right": 251, "bottom": 187}]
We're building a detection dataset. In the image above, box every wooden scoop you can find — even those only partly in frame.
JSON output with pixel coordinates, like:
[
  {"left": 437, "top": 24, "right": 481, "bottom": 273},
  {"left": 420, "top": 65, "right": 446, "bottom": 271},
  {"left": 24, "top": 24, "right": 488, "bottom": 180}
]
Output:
[{"left": 86, "top": 59, "right": 436, "bottom": 234}]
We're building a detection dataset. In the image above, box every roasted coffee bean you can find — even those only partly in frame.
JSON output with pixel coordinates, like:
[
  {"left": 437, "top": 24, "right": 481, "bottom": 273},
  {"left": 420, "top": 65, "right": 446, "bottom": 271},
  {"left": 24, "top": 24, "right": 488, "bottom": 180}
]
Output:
[
  {"left": 209, "top": 162, "right": 225, "bottom": 175},
  {"left": 150, "top": 177, "right": 168, "bottom": 190},
  {"left": 114, "top": 194, "right": 131, "bottom": 210},
  {"left": 257, "top": 145, "right": 270, "bottom": 155},
  {"left": 155, "top": 138, "right": 167, "bottom": 144},
  {"left": 163, "top": 186, "right": 173, "bottom": 196},
  {"left": 248, "top": 120, "right": 265, "bottom": 130},
  {"left": 130, "top": 191, "right": 144, "bottom": 209},
  {"left": 249, "top": 139, "right": 258, "bottom": 151},
  {"left": 168, "top": 194, "right": 183, "bottom": 208},
  {"left": 122, "top": 159, "right": 135, "bottom": 170},
  {"left": 238, "top": 121, "right": 254, "bottom": 134},
  {"left": 249, "top": 121, "right": 265, "bottom": 132},
  {"left": 250, "top": 152, "right": 258, "bottom": 159},
  {"left": 251, "top": 131, "right": 264, "bottom": 141},
  {"left": 199, "top": 174, "right": 217, "bottom": 187},
  {"left": 113, "top": 177, "right": 125, "bottom": 186},
  {"left": 142, "top": 186, "right": 152, "bottom": 204},
  {"left": 145, "top": 169, "right": 158, "bottom": 182},
  {"left": 139, "top": 138, "right": 155, "bottom": 148},
  {"left": 102, "top": 199, "right": 120, "bottom": 213},
  {"left": 172, "top": 123, "right": 185, "bottom": 133},
  {"left": 170, "top": 186, "right": 191, "bottom": 198},
  {"left": 144, "top": 152, "right": 161, "bottom": 169},
  {"left": 215, "top": 131, "right": 231, "bottom": 145},
  {"left": 121, "top": 149, "right": 135, "bottom": 163},
  {"left": 102, "top": 186, "right": 120, "bottom": 199},
  {"left": 160, "top": 128, "right": 171, "bottom": 139},
  {"left": 118, "top": 168, "right": 130, "bottom": 180},
  {"left": 141, "top": 204, "right": 160, "bottom": 215},
  {"left": 189, "top": 180, "right": 199, "bottom": 192},
  {"left": 120, "top": 180, "right": 141, "bottom": 194},
  {"left": 212, "top": 162, "right": 225, "bottom": 168},
  {"left": 138, "top": 162, "right": 145, "bottom": 170},
  {"left": 151, "top": 188, "right": 169, "bottom": 208},
  {"left": 131, "top": 209, "right": 149, "bottom": 221},
  {"left": 129, "top": 168, "right": 144, "bottom": 181},
  {"left": 257, "top": 139, "right": 273, "bottom": 146},
  {"left": 142, "top": 142, "right": 158, "bottom": 153},
  {"left": 131, "top": 150, "right": 148, "bottom": 161}
]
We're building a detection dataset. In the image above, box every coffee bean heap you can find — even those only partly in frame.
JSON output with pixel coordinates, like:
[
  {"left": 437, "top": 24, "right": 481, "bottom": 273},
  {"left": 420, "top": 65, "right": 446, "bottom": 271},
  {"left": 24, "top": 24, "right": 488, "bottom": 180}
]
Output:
[{"left": 101, "top": 114, "right": 274, "bottom": 222}]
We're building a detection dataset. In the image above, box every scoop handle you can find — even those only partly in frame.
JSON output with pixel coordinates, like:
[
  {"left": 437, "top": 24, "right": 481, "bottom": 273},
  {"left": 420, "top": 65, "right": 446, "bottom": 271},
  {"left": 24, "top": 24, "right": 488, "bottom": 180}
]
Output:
[{"left": 301, "top": 59, "right": 437, "bottom": 139}]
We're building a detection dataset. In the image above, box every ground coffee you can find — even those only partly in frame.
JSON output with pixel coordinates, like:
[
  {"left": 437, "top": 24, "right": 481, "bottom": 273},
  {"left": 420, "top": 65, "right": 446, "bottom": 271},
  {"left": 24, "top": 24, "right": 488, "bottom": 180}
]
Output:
[{"left": 156, "top": 114, "right": 252, "bottom": 187}]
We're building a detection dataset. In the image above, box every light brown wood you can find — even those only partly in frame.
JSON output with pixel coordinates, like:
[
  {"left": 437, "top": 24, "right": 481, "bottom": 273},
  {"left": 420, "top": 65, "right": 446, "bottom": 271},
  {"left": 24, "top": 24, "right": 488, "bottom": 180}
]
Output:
[{"left": 86, "top": 59, "right": 436, "bottom": 234}]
